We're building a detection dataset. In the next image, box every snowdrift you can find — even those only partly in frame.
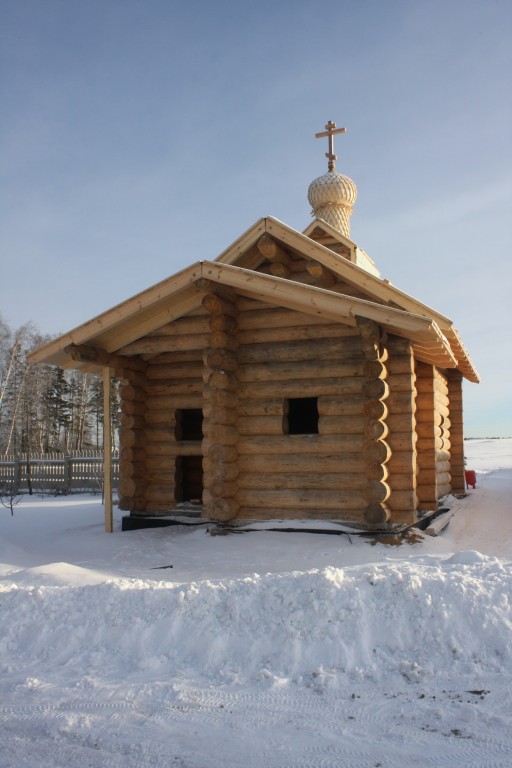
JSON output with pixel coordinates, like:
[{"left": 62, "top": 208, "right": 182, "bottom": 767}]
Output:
[{"left": 2, "top": 553, "right": 510, "bottom": 691}]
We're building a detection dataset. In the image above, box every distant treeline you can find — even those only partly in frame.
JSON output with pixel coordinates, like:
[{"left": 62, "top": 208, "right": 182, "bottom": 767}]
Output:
[{"left": 0, "top": 315, "right": 120, "bottom": 457}]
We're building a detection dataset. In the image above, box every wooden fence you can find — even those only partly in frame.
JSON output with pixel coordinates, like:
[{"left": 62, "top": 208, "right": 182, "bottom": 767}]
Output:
[{"left": 0, "top": 452, "right": 119, "bottom": 495}]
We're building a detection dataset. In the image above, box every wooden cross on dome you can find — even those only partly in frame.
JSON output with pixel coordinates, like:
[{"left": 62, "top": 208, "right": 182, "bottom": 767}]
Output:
[{"left": 315, "top": 120, "right": 347, "bottom": 172}]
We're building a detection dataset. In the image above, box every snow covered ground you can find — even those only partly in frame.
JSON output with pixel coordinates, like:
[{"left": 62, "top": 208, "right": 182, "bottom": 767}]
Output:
[{"left": 1, "top": 439, "right": 511, "bottom": 768}]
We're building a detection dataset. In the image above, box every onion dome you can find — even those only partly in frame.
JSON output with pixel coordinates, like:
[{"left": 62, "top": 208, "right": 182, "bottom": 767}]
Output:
[{"left": 307, "top": 170, "right": 358, "bottom": 238}]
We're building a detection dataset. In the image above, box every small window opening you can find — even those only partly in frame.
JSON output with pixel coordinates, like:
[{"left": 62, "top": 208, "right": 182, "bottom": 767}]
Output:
[
  {"left": 175, "top": 409, "right": 203, "bottom": 441},
  {"left": 285, "top": 397, "right": 319, "bottom": 435}
]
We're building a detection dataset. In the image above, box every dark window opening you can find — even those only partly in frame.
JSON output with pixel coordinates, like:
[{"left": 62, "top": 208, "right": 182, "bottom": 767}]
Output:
[
  {"left": 285, "top": 397, "right": 319, "bottom": 435},
  {"left": 175, "top": 455, "right": 203, "bottom": 504},
  {"left": 175, "top": 408, "right": 203, "bottom": 441}
]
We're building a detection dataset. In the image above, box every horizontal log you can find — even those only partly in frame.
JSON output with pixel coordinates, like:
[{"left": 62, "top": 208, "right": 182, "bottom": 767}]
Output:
[
  {"left": 417, "top": 422, "right": 442, "bottom": 439},
  {"left": 145, "top": 394, "right": 201, "bottom": 411},
  {"left": 238, "top": 337, "right": 363, "bottom": 364},
  {"left": 148, "top": 349, "right": 204, "bottom": 365},
  {"left": 415, "top": 409, "right": 444, "bottom": 426},
  {"left": 239, "top": 377, "right": 365, "bottom": 399},
  {"left": 387, "top": 433, "right": 418, "bottom": 451},
  {"left": 387, "top": 390, "right": 416, "bottom": 413},
  {"left": 203, "top": 405, "right": 238, "bottom": 425},
  {"left": 238, "top": 324, "right": 354, "bottom": 346},
  {"left": 145, "top": 442, "right": 203, "bottom": 457},
  {"left": 237, "top": 453, "right": 365, "bottom": 474},
  {"left": 238, "top": 415, "right": 287, "bottom": 436},
  {"left": 146, "top": 362, "right": 203, "bottom": 380},
  {"left": 235, "top": 488, "right": 366, "bottom": 510},
  {"left": 386, "top": 413, "right": 416, "bottom": 432},
  {"left": 387, "top": 472, "right": 416, "bottom": 491},
  {"left": 385, "top": 373, "right": 415, "bottom": 393},
  {"left": 145, "top": 489, "right": 175, "bottom": 504},
  {"left": 416, "top": 484, "right": 437, "bottom": 504},
  {"left": 238, "top": 308, "right": 358, "bottom": 333},
  {"left": 237, "top": 472, "right": 366, "bottom": 491},
  {"left": 363, "top": 360, "right": 387, "bottom": 379},
  {"left": 237, "top": 359, "right": 366, "bottom": 383},
  {"left": 120, "top": 334, "right": 210, "bottom": 355},
  {"left": 147, "top": 315, "right": 209, "bottom": 337},
  {"left": 145, "top": 410, "right": 177, "bottom": 427},
  {"left": 386, "top": 356, "right": 414, "bottom": 375},
  {"left": 144, "top": 427, "right": 176, "bottom": 442},
  {"left": 318, "top": 395, "right": 366, "bottom": 417},
  {"left": 388, "top": 489, "right": 418, "bottom": 511},
  {"left": 318, "top": 415, "right": 366, "bottom": 435},
  {"left": 236, "top": 507, "right": 365, "bottom": 522},
  {"left": 237, "top": 434, "right": 365, "bottom": 455},
  {"left": 386, "top": 450, "right": 417, "bottom": 474},
  {"left": 145, "top": 381, "right": 202, "bottom": 397},
  {"left": 387, "top": 336, "right": 413, "bottom": 355},
  {"left": 238, "top": 398, "right": 288, "bottom": 417}
]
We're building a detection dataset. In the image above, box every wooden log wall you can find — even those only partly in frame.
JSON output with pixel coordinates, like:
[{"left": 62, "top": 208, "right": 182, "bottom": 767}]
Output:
[
  {"left": 385, "top": 336, "right": 418, "bottom": 525},
  {"left": 447, "top": 371, "right": 464, "bottom": 493},
  {"left": 142, "top": 314, "right": 207, "bottom": 513},
  {"left": 235, "top": 300, "right": 367, "bottom": 522},
  {"left": 356, "top": 317, "right": 392, "bottom": 528},
  {"left": 200, "top": 283, "right": 240, "bottom": 522},
  {"left": 118, "top": 372, "right": 148, "bottom": 513}
]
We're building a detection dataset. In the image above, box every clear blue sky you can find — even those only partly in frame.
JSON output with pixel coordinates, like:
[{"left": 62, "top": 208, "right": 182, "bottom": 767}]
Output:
[{"left": 1, "top": 0, "right": 511, "bottom": 437}]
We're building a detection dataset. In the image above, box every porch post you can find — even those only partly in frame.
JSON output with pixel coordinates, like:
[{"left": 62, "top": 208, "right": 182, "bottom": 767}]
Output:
[{"left": 103, "top": 367, "right": 113, "bottom": 532}]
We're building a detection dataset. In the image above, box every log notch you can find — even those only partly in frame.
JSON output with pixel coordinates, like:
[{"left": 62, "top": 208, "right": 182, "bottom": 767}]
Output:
[
  {"left": 356, "top": 317, "right": 391, "bottom": 528},
  {"left": 385, "top": 336, "right": 418, "bottom": 525},
  {"left": 447, "top": 370, "right": 464, "bottom": 493},
  {"left": 415, "top": 361, "right": 437, "bottom": 510},
  {"left": 434, "top": 368, "right": 452, "bottom": 498},
  {"left": 200, "top": 281, "right": 240, "bottom": 522},
  {"left": 117, "top": 367, "right": 149, "bottom": 514}
]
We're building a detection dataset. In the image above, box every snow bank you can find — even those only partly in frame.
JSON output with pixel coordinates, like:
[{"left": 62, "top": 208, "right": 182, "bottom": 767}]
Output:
[{"left": 2, "top": 554, "right": 510, "bottom": 691}]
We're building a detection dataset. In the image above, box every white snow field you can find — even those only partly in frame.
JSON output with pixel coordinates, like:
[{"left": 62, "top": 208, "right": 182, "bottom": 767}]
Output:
[{"left": 1, "top": 439, "right": 511, "bottom": 768}]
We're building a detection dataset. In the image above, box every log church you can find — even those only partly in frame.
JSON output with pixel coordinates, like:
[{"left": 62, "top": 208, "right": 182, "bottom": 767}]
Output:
[{"left": 29, "top": 122, "right": 479, "bottom": 532}]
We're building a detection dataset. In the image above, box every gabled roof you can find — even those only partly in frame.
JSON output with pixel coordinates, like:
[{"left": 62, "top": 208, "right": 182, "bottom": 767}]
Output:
[{"left": 28, "top": 217, "right": 479, "bottom": 382}]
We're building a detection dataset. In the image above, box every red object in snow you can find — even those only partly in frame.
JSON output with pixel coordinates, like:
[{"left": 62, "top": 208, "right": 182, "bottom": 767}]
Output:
[{"left": 465, "top": 470, "right": 477, "bottom": 489}]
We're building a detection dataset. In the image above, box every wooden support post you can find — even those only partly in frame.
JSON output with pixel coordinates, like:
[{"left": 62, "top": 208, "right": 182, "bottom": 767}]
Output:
[
  {"left": 103, "top": 367, "right": 113, "bottom": 533},
  {"left": 447, "top": 371, "right": 464, "bottom": 493}
]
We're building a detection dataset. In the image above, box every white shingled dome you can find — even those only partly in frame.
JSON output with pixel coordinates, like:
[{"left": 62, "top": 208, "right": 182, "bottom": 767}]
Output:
[{"left": 307, "top": 170, "right": 358, "bottom": 238}]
